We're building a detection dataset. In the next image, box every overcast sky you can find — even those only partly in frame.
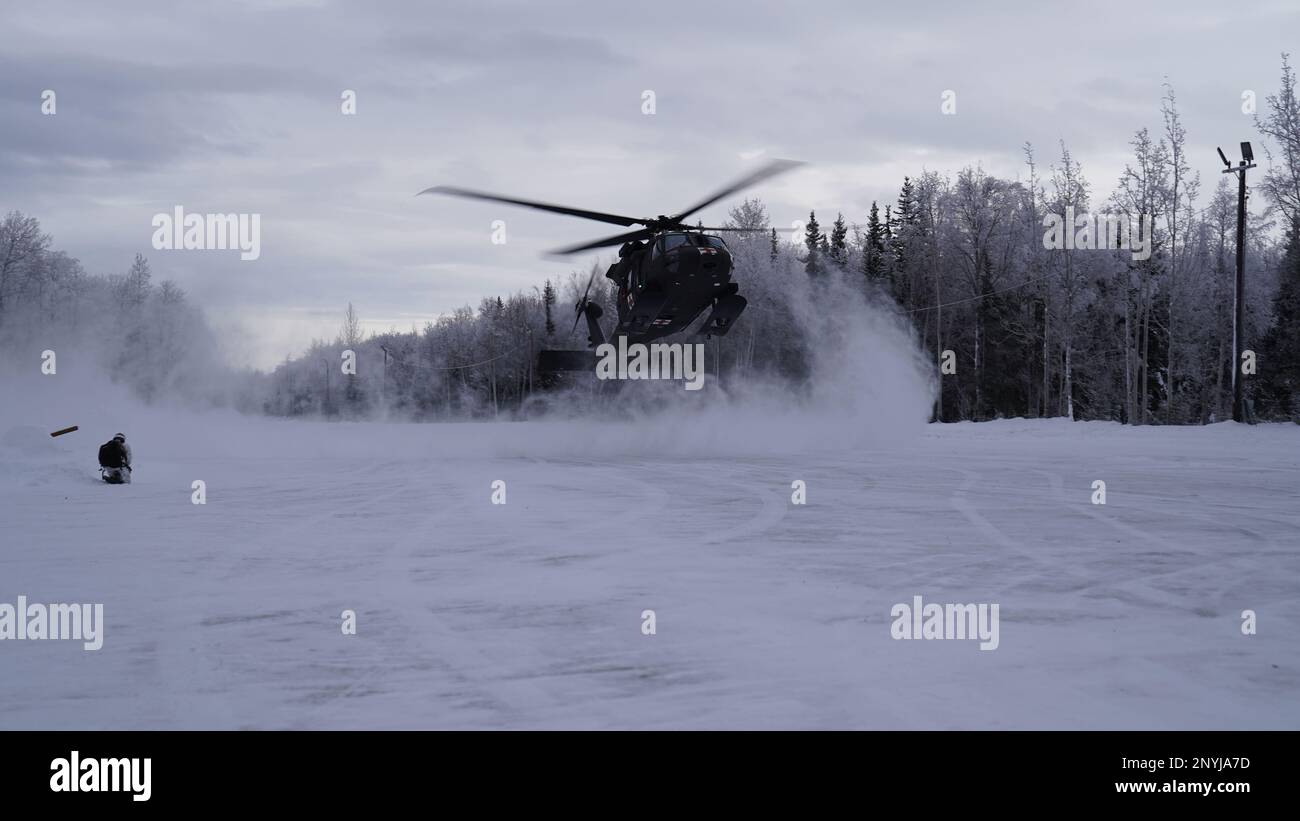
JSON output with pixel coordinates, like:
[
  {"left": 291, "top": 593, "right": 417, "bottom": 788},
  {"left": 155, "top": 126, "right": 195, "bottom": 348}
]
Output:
[{"left": 2, "top": 0, "right": 1295, "bottom": 368}]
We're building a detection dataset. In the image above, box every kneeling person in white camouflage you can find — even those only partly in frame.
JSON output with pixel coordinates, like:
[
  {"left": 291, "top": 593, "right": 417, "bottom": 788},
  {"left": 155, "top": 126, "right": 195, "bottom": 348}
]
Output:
[{"left": 98, "top": 432, "right": 132, "bottom": 484}]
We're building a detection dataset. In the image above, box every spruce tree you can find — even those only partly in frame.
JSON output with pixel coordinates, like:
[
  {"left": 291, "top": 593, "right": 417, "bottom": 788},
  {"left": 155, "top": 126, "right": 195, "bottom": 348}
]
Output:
[
  {"left": 769, "top": 227, "right": 779, "bottom": 261},
  {"left": 890, "top": 179, "right": 918, "bottom": 303},
  {"left": 892, "top": 177, "right": 916, "bottom": 271},
  {"left": 542, "top": 279, "right": 556, "bottom": 336},
  {"left": 863, "top": 201, "right": 885, "bottom": 280},
  {"left": 830, "top": 213, "right": 848, "bottom": 268},
  {"left": 804, "top": 210, "right": 822, "bottom": 276}
]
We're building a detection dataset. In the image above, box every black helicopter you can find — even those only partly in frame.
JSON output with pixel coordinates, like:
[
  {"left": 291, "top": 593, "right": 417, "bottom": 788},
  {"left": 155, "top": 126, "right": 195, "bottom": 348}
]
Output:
[{"left": 419, "top": 159, "right": 801, "bottom": 365}]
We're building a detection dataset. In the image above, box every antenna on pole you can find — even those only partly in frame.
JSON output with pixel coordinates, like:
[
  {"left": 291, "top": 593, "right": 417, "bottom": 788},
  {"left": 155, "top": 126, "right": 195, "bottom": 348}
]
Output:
[{"left": 1218, "top": 143, "right": 1258, "bottom": 424}]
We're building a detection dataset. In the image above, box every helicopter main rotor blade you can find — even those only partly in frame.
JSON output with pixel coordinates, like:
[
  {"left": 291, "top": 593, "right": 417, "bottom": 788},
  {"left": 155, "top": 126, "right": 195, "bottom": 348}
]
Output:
[
  {"left": 571, "top": 267, "right": 600, "bottom": 334},
  {"left": 548, "top": 227, "right": 655, "bottom": 256},
  {"left": 670, "top": 159, "right": 804, "bottom": 225},
  {"left": 418, "top": 186, "right": 644, "bottom": 228}
]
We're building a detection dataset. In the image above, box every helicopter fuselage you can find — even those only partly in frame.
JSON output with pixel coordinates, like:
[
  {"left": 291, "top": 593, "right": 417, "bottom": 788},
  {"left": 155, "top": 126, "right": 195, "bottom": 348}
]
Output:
[{"left": 604, "top": 232, "right": 739, "bottom": 343}]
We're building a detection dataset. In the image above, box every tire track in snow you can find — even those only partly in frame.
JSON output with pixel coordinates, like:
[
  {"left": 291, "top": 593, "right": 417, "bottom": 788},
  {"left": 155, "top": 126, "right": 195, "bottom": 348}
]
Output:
[{"left": 1035, "top": 468, "right": 1290, "bottom": 614}]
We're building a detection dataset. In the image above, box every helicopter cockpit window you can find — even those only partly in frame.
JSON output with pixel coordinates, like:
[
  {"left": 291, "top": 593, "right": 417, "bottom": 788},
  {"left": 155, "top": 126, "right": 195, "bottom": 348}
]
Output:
[
  {"left": 661, "top": 233, "right": 690, "bottom": 252},
  {"left": 692, "top": 234, "right": 727, "bottom": 249}
]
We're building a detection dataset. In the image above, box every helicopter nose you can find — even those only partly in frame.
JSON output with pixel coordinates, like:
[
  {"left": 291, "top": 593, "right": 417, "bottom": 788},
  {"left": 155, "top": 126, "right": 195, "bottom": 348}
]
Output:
[
  {"left": 676, "top": 246, "right": 726, "bottom": 279},
  {"left": 670, "top": 245, "right": 700, "bottom": 276}
]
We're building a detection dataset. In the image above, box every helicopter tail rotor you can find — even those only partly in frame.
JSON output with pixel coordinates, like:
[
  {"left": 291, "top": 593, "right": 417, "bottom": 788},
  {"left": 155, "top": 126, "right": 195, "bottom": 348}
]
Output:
[
  {"left": 570, "top": 267, "right": 606, "bottom": 348},
  {"left": 571, "top": 267, "right": 599, "bottom": 335}
]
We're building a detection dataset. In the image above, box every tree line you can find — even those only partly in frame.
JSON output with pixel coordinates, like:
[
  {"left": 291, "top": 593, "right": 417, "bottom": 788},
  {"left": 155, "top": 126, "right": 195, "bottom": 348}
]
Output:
[
  {"left": 0, "top": 216, "right": 241, "bottom": 406},
  {"left": 4, "top": 56, "right": 1297, "bottom": 424}
]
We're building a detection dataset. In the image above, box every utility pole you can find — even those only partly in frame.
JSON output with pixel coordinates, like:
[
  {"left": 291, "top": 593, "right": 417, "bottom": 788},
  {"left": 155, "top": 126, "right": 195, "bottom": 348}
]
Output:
[{"left": 1218, "top": 143, "right": 1256, "bottom": 423}]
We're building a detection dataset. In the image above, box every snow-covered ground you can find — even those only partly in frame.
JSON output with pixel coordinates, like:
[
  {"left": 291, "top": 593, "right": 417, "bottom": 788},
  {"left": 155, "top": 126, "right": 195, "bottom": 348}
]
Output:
[{"left": 1, "top": 383, "right": 1298, "bottom": 729}]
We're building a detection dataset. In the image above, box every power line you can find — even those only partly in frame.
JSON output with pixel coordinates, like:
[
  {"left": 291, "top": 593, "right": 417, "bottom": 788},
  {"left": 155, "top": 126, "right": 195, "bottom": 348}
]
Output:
[
  {"left": 380, "top": 338, "right": 532, "bottom": 371},
  {"left": 899, "top": 271, "right": 1057, "bottom": 315},
  {"left": 430, "top": 344, "right": 526, "bottom": 371},
  {"left": 745, "top": 269, "right": 1058, "bottom": 320}
]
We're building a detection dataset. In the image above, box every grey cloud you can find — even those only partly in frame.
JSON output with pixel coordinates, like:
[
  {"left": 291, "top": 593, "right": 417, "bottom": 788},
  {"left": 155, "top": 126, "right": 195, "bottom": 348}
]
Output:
[{"left": 0, "top": 0, "right": 1295, "bottom": 367}]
